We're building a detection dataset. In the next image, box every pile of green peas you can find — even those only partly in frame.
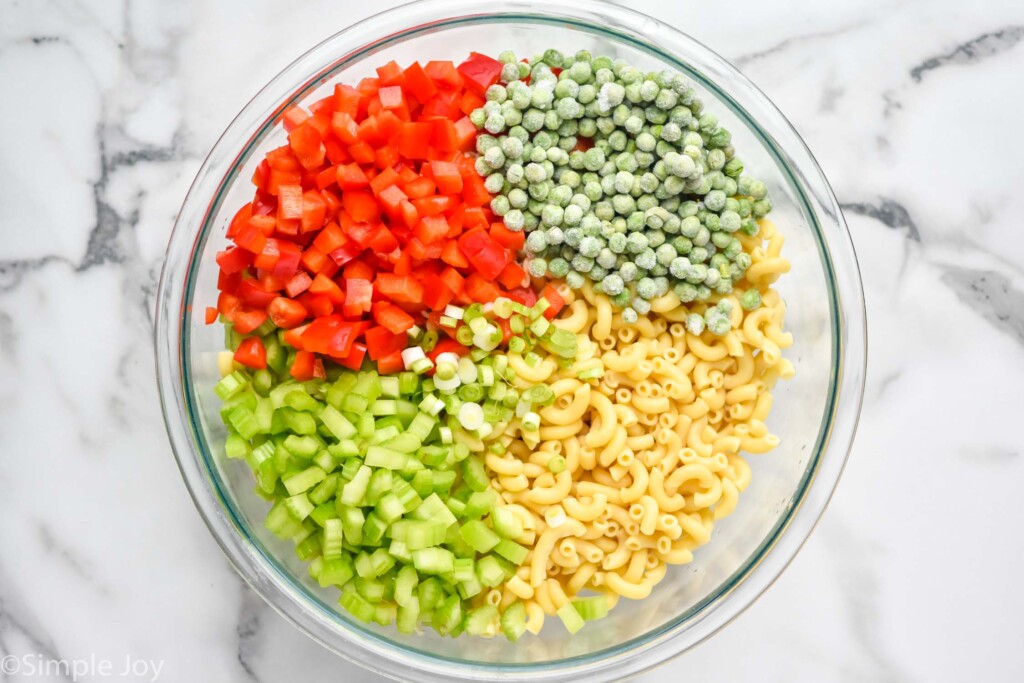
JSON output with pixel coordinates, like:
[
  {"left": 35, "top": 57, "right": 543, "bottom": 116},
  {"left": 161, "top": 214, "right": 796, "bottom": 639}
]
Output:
[{"left": 470, "top": 49, "right": 772, "bottom": 326}]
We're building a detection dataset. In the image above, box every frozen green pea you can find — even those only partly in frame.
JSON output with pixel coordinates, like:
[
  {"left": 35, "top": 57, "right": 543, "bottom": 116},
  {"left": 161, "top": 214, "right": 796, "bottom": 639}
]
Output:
[
  {"left": 635, "top": 277, "right": 657, "bottom": 299},
  {"left": 693, "top": 226, "right": 711, "bottom": 247},
  {"left": 608, "top": 232, "right": 627, "bottom": 254},
  {"left": 501, "top": 62, "right": 521, "bottom": 84},
  {"left": 655, "top": 243, "right": 677, "bottom": 266},
  {"left": 708, "top": 128, "right": 731, "bottom": 148},
  {"left": 704, "top": 190, "right": 726, "bottom": 212},
  {"left": 594, "top": 201, "right": 615, "bottom": 221},
  {"left": 724, "top": 157, "right": 744, "bottom": 177},
  {"left": 571, "top": 254, "right": 594, "bottom": 273},
  {"left": 522, "top": 109, "right": 545, "bottom": 132},
  {"left": 566, "top": 271, "right": 585, "bottom": 289},
  {"left": 563, "top": 228, "right": 583, "bottom": 248},
  {"left": 582, "top": 148, "right": 606, "bottom": 171},
  {"left": 554, "top": 79, "right": 580, "bottom": 99},
  {"left": 669, "top": 256, "right": 690, "bottom": 279},
  {"left": 734, "top": 252, "right": 752, "bottom": 271},
  {"left": 689, "top": 246, "right": 709, "bottom": 264},
  {"left": 578, "top": 235, "right": 601, "bottom": 258},
  {"left": 541, "top": 204, "right": 564, "bottom": 226},
  {"left": 655, "top": 88, "right": 677, "bottom": 110},
  {"left": 570, "top": 194, "right": 592, "bottom": 213},
  {"left": 740, "top": 289, "right": 762, "bottom": 311},
  {"left": 527, "top": 258, "right": 548, "bottom": 278},
  {"left": 720, "top": 210, "right": 741, "bottom": 233},
  {"left": 631, "top": 298, "right": 651, "bottom": 315},
  {"left": 486, "top": 84, "right": 507, "bottom": 103},
  {"left": 741, "top": 218, "right": 760, "bottom": 236},
  {"left": 619, "top": 262, "right": 639, "bottom": 283},
  {"left": 548, "top": 257, "right": 570, "bottom": 278},
  {"left": 635, "top": 249, "right": 657, "bottom": 271},
  {"left": 504, "top": 209, "right": 526, "bottom": 232},
  {"left": 484, "top": 173, "right": 504, "bottom": 193},
  {"left": 484, "top": 146, "right": 505, "bottom": 169},
  {"left": 505, "top": 188, "right": 528, "bottom": 209},
  {"left": 563, "top": 204, "right": 584, "bottom": 226},
  {"left": 612, "top": 194, "right": 636, "bottom": 215},
  {"left": 525, "top": 230, "right": 547, "bottom": 253},
  {"left": 596, "top": 248, "right": 617, "bottom": 270},
  {"left": 724, "top": 239, "right": 742, "bottom": 259},
  {"left": 753, "top": 198, "right": 772, "bottom": 217},
  {"left": 686, "top": 263, "right": 708, "bottom": 284},
  {"left": 704, "top": 268, "right": 721, "bottom": 288},
  {"left": 626, "top": 232, "right": 648, "bottom": 254},
  {"left": 685, "top": 313, "right": 705, "bottom": 335},
  {"left": 542, "top": 49, "right": 564, "bottom": 67},
  {"left": 490, "top": 195, "right": 511, "bottom": 216},
  {"left": 556, "top": 97, "right": 582, "bottom": 119},
  {"left": 621, "top": 307, "right": 638, "bottom": 324},
  {"left": 711, "top": 231, "right": 732, "bottom": 249},
  {"left": 674, "top": 282, "right": 698, "bottom": 302},
  {"left": 664, "top": 175, "right": 686, "bottom": 195},
  {"left": 484, "top": 113, "right": 506, "bottom": 134}
]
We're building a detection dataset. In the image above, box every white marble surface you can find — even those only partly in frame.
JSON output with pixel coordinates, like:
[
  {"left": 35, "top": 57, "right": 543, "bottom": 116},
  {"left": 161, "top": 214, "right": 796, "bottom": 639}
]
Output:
[{"left": 1, "top": 0, "right": 1023, "bottom": 681}]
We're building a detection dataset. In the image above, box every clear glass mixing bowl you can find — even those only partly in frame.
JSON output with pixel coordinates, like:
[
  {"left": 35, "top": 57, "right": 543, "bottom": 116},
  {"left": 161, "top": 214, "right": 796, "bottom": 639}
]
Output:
[{"left": 155, "top": 0, "right": 867, "bottom": 680}]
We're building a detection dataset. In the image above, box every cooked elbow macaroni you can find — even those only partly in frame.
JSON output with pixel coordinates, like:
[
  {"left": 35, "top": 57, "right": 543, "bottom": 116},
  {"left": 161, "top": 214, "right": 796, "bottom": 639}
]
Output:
[{"left": 493, "top": 244, "right": 792, "bottom": 619}]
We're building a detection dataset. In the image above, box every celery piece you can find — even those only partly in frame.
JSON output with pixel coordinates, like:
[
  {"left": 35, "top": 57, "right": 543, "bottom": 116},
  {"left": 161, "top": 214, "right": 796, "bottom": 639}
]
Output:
[
  {"left": 431, "top": 595, "right": 463, "bottom": 636},
  {"left": 376, "top": 493, "right": 405, "bottom": 524},
  {"left": 494, "top": 539, "right": 529, "bottom": 565},
  {"left": 340, "top": 585, "right": 375, "bottom": 622},
  {"left": 464, "top": 605, "right": 498, "bottom": 637},
  {"left": 338, "top": 505, "right": 365, "bottom": 545},
  {"left": 390, "top": 519, "right": 447, "bottom": 550},
  {"left": 457, "top": 574, "right": 483, "bottom": 599},
  {"left": 295, "top": 535, "right": 321, "bottom": 561},
  {"left": 557, "top": 602, "right": 585, "bottom": 634},
  {"left": 339, "top": 465, "right": 371, "bottom": 506},
  {"left": 309, "top": 502, "right": 337, "bottom": 527},
  {"left": 318, "top": 405, "right": 357, "bottom": 439},
  {"left": 365, "top": 446, "right": 410, "bottom": 470},
  {"left": 461, "top": 456, "right": 490, "bottom": 493},
  {"left": 282, "top": 466, "right": 327, "bottom": 496},
  {"left": 214, "top": 371, "right": 249, "bottom": 400},
  {"left": 573, "top": 596, "right": 610, "bottom": 621},
  {"left": 362, "top": 512, "right": 387, "bottom": 545},
  {"left": 417, "top": 577, "right": 444, "bottom": 611},
  {"left": 464, "top": 489, "right": 498, "bottom": 519},
  {"left": 476, "top": 555, "right": 505, "bottom": 588},
  {"left": 322, "top": 518, "right": 344, "bottom": 560},
  {"left": 284, "top": 494, "right": 314, "bottom": 521},
  {"left": 501, "top": 602, "right": 528, "bottom": 642},
  {"left": 490, "top": 507, "right": 524, "bottom": 540},
  {"left": 460, "top": 520, "right": 501, "bottom": 554},
  {"left": 365, "top": 469, "right": 393, "bottom": 506},
  {"left": 396, "top": 596, "right": 420, "bottom": 634},
  {"left": 318, "top": 556, "right": 354, "bottom": 588},
  {"left": 413, "top": 547, "right": 456, "bottom": 575}
]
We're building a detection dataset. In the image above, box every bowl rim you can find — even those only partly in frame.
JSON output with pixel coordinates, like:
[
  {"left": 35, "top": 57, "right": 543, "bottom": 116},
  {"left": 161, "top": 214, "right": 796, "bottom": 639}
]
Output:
[{"left": 155, "top": 1, "right": 867, "bottom": 680}]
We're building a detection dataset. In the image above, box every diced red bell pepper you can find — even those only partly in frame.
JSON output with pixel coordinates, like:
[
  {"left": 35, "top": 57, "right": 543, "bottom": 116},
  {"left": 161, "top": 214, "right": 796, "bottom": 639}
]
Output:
[
  {"left": 375, "top": 273, "right": 424, "bottom": 304},
  {"left": 267, "top": 297, "right": 308, "bottom": 329},
  {"left": 336, "top": 342, "right": 367, "bottom": 371},
  {"left": 456, "top": 52, "right": 502, "bottom": 95},
  {"left": 285, "top": 271, "right": 313, "bottom": 298},
  {"left": 290, "top": 350, "right": 316, "bottom": 380},
  {"left": 234, "top": 337, "right": 267, "bottom": 370},
  {"left": 376, "top": 349, "right": 405, "bottom": 375},
  {"left": 232, "top": 308, "right": 268, "bottom": 334},
  {"left": 237, "top": 278, "right": 278, "bottom": 308},
  {"left": 216, "top": 247, "right": 252, "bottom": 274},
  {"left": 364, "top": 325, "right": 406, "bottom": 360},
  {"left": 373, "top": 302, "right": 415, "bottom": 334},
  {"left": 539, "top": 283, "right": 566, "bottom": 320},
  {"left": 205, "top": 307, "right": 218, "bottom": 325},
  {"left": 342, "top": 278, "right": 373, "bottom": 318}
]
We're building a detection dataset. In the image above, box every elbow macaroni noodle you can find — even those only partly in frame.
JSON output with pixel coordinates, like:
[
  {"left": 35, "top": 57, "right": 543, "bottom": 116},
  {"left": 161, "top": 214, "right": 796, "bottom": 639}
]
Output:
[{"left": 493, "top": 226, "right": 792, "bottom": 621}]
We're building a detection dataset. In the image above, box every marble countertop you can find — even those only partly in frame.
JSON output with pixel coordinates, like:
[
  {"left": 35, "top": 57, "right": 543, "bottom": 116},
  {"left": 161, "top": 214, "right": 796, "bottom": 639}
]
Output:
[{"left": 2, "top": 0, "right": 1023, "bottom": 680}]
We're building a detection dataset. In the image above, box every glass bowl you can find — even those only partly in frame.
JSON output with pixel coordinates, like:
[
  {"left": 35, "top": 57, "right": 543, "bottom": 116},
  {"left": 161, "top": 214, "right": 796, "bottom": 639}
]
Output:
[{"left": 155, "top": 0, "right": 867, "bottom": 680}]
